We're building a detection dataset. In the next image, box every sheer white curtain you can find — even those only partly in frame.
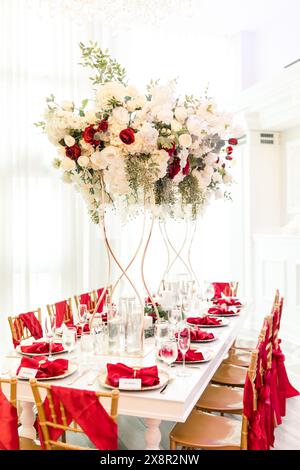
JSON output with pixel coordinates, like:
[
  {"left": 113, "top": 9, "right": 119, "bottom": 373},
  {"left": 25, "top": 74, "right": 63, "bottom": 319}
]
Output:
[
  {"left": 0, "top": 1, "right": 244, "bottom": 352},
  {"left": 0, "top": 0, "right": 109, "bottom": 352}
]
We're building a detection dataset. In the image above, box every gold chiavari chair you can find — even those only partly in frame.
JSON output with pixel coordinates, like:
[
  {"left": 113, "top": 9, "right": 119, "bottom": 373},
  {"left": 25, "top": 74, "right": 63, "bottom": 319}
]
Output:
[
  {"left": 196, "top": 317, "right": 269, "bottom": 415},
  {"left": 47, "top": 298, "right": 73, "bottom": 325},
  {"left": 169, "top": 351, "right": 259, "bottom": 450},
  {"left": 74, "top": 291, "right": 95, "bottom": 313},
  {"left": 30, "top": 380, "right": 119, "bottom": 450},
  {"left": 8, "top": 308, "right": 42, "bottom": 345},
  {"left": 0, "top": 377, "right": 40, "bottom": 450},
  {"left": 233, "top": 290, "right": 280, "bottom": 352}
]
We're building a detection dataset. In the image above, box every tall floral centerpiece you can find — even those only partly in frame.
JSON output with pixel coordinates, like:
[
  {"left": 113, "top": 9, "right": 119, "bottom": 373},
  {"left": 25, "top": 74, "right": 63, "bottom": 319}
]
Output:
[{"left": 36, "top": 42, "right": 239, "bottom": 352}]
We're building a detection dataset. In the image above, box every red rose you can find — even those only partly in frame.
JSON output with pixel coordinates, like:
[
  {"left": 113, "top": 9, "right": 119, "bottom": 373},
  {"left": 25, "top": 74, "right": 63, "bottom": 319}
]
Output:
[
  {"left": 169, "top": 157, "right": 181, "bottom": 179},
  {"left": 226, "top": 156, "right": 233, "bottom": 161},
  {"left": 65, "top": 144, "right": 81, "bottom": 160},
  {"left": 97, "top": 119, "right": 108, "bottom": 132},
  {"left": 226, "top": 146, "right": 233, "bottom": 155},
  {"left": 182, "top": 159, "right": 190, "bottom": 176},
  {"left": 119, "top": 128, "right": 135, "bottom": 145},
  {"left": 228, "top": 138, "right": 238, "bottom": 146},
  {"left": 82, "top": 125, "right": 100, "bottom": 146}
]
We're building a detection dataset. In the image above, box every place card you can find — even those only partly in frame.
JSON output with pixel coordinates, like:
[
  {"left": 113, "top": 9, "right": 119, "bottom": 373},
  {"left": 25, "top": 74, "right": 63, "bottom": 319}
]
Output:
[
  {"left": 17, "top": 367, "right": 37, "bottom": 379},
  {"left": 119, "top": 378, "right": 142, "bottom": 390}
]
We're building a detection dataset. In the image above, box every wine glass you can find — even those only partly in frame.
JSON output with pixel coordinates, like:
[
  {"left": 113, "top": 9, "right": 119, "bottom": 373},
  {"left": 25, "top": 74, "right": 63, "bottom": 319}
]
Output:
[
  {"left": 78, "top": 304, "right": 88, "bottom": 330},
  {"left": 204, "top": 281, "right": 214, "bottom": 302},
  {"left": 177, "top": 323, "right": 191, "bottom": 377},
  {"left": 168, "top": 307, "right": 182, "bottom": 336},
  {"left": 44, "top": 315, "right": 55, "bottom": 359},
  {"left": 154, "top": 321, "right": 170, "bottom": 357},
  {"left": 62, "top": 327, "right": 77, "bottom": 359},
  {"left": 160, "top": 339, "right": 178, "bottom": 372}
]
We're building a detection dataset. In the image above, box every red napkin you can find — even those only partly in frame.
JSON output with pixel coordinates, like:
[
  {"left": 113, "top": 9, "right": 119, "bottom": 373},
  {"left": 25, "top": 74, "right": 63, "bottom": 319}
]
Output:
[
  {"left": 13, "top": 312, "right": 43, "bottom": 348},
  {"left": 20, "top": 342, "right": 64, "bottom": 355},
  {"left": 37, "top": 386, "right": 117, "bottom": 450},
  {"left": 176, "top": 328, "right": 214, "bottom": 341},
  {"left": 55, "top": 300, "right": 72, "bottom": 328},
  {"left": 176, "top": 348, "right": 204, "bottom": 362},
  {"left": 79, "top": 293, "right": 93, "bottom": 311},
  {"left": 208, "top": 306, "right": 239, "bottom": 316},
  {"left": 96, "top": 288, "right": 107, "bottom": 313},
  {"left": 187, "top": 315, "right": 222, "bottom": 326},
  {"left": 212, "top": 282, "right": 233, "bottom": 298},
  {"left": 0, "top": 389, "right": 19, "bottom": 450},
  {"left": 106, "top": 363, "right": 160, "bottom": 388},
  {"left": 16, "top": 356, "right": 68, "bottom": 379},
  {"left": 213, "top": 297, "right": 242, "bottom": 307}
]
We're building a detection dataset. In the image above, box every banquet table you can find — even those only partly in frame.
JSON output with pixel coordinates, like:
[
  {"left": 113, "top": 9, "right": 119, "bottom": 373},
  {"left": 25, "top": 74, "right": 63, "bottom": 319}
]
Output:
[{"left": 0, "top": 307, "right": 250, "bottom": 450}]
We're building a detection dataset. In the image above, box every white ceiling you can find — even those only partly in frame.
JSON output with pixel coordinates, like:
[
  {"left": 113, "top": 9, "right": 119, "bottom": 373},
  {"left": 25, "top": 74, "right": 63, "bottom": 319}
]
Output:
[{"left": 182, "top": 0, "right": 300, "bottom": 34}]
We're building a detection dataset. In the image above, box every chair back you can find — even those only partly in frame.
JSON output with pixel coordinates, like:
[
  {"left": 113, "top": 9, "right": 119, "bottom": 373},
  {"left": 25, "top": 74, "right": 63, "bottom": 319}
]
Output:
[
  {"left": 0, "top": 377, "right": 17, "bottom": 407},
  {"left": 30, "top": 380, "right": 119, "bottom": 450},
  {"left": 8, "top": 308, "right": 42, "bottom": 345},
  {"left": 241, "top": 350, "right": 258, "bottom": 450},
  {"left": 74, "top": 291, "right": 95, "bottom": 313},
  {"left": 47, "top": 299, "right": 73, "bottom": 325}
]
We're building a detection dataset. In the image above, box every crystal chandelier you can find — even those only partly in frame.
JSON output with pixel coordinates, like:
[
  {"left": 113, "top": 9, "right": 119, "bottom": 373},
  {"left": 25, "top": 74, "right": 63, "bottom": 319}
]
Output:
[{"left": 29, "top": 0, "right": 194, "bottom": 30}]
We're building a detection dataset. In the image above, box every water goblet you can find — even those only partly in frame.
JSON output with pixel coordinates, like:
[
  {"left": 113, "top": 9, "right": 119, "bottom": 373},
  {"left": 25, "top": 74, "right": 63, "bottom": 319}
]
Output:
[
  {"left": 177, "top": 323, "right": 191, "bottom": 377},
  {"left": 160, "top": 339, "right": 178, "bottom": 373},
  {"left": 44, "top": 315, "right": 55, "bottom": 359}
]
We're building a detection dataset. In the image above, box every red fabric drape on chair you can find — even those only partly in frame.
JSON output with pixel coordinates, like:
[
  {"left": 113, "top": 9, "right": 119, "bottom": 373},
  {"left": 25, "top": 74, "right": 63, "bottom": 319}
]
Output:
[
  {"left": 0, "top": 389, "right": 19, "bottom": 450},
  {"left": 38, "top": 386, "right": 117, "bottom": 450}
]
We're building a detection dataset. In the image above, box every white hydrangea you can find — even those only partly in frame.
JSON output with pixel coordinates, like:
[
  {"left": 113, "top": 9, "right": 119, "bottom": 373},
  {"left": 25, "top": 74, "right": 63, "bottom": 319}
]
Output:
[{"left": 96, "top": 82, "right": 127, "bottom": 108}]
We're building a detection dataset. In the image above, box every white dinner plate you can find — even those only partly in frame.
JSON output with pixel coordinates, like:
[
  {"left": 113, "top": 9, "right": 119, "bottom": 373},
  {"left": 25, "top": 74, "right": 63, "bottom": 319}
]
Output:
[
  {"left": 98, "top": 368, "right": 169, "bottom": 392},
  {"left": 17, "top": 363, "right": 77, "bottom": 381},
  {"left": 208, "top": 312, "right": 240, "bottom": 318},
  {"left": 187, "top": 318, "right": 229, "bottom": 328},
  {"left": 16, "top": 345, "right": 68, "bottom": 357},
  {"left": 174, "top": 351, "right": 212, "bottom": 364},
  {"left": 190, "top": 336, "right": 217, "bottom": 343}
]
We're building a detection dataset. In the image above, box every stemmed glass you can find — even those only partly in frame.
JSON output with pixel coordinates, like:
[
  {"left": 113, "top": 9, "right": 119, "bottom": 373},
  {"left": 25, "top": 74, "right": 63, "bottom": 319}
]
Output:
[
  {"left": 203, "top": 281, "right": 214, "bottom": 302},
  {"left": 177, "top": 323, "right": 191, "bottom": 377},
  {"left": 168, "top": 307, "right": 182, "bottom": 337},
  {"left": 62, "top": 327, "right": 77, "bottom": 359},
  {"left": 44, "top": 315, "right": 56, "bottom": 360},
  {"left": 154, "top": 321, "right": 170, "bottom": 357},
  {"left": 78, "top": 304, "right": 88, "bottom": 332},
  {"left": 160, "top": 339, "right": 178, "bottom": 373}
]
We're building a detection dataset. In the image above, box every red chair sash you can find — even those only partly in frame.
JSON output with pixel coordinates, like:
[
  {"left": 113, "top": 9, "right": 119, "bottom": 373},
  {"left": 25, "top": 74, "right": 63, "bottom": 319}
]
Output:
[
  {"left": 37, "top": 386, "right": 117, "bottom": 450},
  {"left": 55, "top": 301, "right": 72, "bottom": 328},
  {"left": 0, "top": 389, "right": 19, "bottom": 450},
  {"left": 13, "top": 312, "right": 43, "bottom": 348}
]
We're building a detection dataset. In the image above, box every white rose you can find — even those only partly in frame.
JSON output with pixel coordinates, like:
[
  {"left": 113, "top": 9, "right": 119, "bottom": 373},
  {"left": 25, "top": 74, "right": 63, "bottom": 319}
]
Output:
[
  {"left": 139, "top": 122, "right": 159, "bottom": 145},
  {"left": 179, "top": 133, "right": 192, "bottom": 148},
  {"left": 96, "top": 82, "right": 126, "bottom": 107},
  {"left": 171, "top": 119, "right": 182, "bottom": 132},
  {"left": 61, "top": 158, "right": 76, "bottom": 171},
  {"left": 64, "top": 135, "right": 75, "bottom": 147},
  {"left": 112, "top": 106, "right": 129, "bottom": 123},
  {"left": 91, "top": 150, "right": 109, "bottom": 170},
  {"left": 61, "top": 101, "right": 74, "bottom": 111},
  {"left": 186, "top": 116, "right": 203, "bottom": 136},
  {"left": 125, "top": 85, "right": 139, "bottom": 98},
  {"left": 77, "top": 156, "right": 89, "bottom": 168},
  {"left": 155, "top": 107, "right": 173, "bottom": 124},
  {"left": 174, "top": 107, "right": 188, "bottom": 122}
]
